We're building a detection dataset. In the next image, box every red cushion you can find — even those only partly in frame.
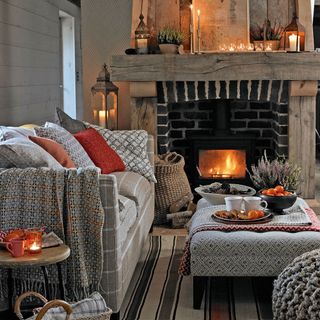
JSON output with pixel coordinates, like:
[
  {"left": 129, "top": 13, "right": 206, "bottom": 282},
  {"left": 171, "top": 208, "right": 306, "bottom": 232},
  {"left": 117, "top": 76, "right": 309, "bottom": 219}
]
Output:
[
  {"left": 74, "top": 128, "right": 125, "bottom": 174},
  {"left": 29, "top": 135, "right": 76, "bottom": 168}
]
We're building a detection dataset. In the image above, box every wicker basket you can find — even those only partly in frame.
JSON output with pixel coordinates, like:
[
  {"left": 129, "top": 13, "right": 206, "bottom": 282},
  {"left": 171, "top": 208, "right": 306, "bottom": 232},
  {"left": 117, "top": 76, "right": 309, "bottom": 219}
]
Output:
[
  {"left": 154, "top": 152, "right": 192, "bottom": 225},
  {"left": 15, "top": 291, "right": 112, "bottom": 320}
]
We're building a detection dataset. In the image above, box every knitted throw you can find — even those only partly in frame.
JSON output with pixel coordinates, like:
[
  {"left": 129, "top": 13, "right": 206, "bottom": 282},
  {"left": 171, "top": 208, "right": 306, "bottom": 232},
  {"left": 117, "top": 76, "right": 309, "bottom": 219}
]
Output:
[
  {"left": 0, "top": 167, "right": 104, "bottom": 300},
  {"left": 273, "top": 249, "right": 320, "bottom": 320}
]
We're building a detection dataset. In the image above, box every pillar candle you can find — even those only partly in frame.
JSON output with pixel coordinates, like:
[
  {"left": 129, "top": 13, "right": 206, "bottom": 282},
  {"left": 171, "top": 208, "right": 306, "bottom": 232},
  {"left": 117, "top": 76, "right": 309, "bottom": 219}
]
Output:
[
  {"left": 99, "top": 110, "right": 107, "bottom": 127},
  {"left": 289, "top": 34, "right": 300, "bottom": 51}
]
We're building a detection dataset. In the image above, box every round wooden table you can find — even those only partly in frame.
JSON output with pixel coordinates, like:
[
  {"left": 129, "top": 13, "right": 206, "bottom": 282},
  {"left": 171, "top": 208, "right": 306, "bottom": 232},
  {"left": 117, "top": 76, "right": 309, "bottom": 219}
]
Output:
[{"left": 0, "top": 244, "right": 70, "bottom": 311}]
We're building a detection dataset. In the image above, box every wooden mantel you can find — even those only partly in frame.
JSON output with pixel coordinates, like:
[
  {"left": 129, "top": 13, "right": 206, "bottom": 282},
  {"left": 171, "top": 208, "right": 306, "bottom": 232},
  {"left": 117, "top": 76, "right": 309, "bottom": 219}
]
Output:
[{"left": 111, "top": 52, "right": 320, "bottom": 82}]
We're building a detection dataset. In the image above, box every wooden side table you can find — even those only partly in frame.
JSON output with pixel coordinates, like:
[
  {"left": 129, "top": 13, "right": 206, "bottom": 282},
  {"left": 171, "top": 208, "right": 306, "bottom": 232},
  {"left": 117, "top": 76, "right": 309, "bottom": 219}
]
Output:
[{"left": 0, "top": 244, "right": 70, "bottom": 311}]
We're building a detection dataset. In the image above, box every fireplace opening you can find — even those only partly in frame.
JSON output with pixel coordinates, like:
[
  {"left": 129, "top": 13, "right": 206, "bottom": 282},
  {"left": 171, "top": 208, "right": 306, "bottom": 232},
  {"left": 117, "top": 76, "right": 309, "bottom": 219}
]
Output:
[{"left": 198, "top": 149, "right": 246, "bottom": 179}]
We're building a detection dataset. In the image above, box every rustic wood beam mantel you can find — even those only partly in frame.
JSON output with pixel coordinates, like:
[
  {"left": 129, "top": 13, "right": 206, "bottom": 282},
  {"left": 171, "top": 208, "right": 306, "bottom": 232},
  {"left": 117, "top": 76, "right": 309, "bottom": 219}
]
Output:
[{"left": 111, "top": 53, "right": 320, "bottom": 82}]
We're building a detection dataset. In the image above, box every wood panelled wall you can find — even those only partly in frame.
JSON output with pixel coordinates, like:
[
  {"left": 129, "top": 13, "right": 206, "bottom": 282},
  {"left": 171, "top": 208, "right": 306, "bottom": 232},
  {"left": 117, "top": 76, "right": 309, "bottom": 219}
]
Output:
[
  {"left": 0, "top": 0, "right": 82, "bottom": 126},
  {"left": 135, "top": 0, "right": 299, "bottom": 48}
]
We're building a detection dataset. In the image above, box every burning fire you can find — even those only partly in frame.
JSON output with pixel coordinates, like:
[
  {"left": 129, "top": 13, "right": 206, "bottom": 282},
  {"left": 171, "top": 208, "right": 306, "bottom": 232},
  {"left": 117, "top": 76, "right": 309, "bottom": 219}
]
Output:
[{"left": 199, "top": 149, "right": 246, "bottom": 179}]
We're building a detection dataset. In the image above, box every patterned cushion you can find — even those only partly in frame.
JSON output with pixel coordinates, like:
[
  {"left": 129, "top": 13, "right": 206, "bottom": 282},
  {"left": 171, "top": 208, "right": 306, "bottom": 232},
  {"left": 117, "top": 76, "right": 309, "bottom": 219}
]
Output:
[
  {"left": 29, "top": 136, "right": 76, "bottom": 168},
  {"left": 0, "top": 126, "right": 35, "bottom": 141},
  {"left": 112, "top": 171, "right": 152, "bottom": 214},
  {"left": 35, "top": 123, "right": 95, "bottom": 168},
  {"left": 0, "top": 137, "right": 63, "bottom": 169},
  {"left": 74, "top": 128, "right": 125, "bottom": 174},
  {"left": 88, "top": 124, "right": 156, "bottom": 182},
  {"left": 56, "top": 107, "right": 86, "bottom": 134}
]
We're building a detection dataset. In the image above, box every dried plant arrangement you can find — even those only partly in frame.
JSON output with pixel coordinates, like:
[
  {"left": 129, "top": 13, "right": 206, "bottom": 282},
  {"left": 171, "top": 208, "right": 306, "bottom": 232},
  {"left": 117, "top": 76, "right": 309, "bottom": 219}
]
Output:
[
  {"left": 249, "top": 151, "right": 301, "bottom": 191},
  {"left": 250, "top": 19, "right": 284, "bottom": 41},
  {"left": 157, "top": 26, "right": 184, "bottom": 45}
]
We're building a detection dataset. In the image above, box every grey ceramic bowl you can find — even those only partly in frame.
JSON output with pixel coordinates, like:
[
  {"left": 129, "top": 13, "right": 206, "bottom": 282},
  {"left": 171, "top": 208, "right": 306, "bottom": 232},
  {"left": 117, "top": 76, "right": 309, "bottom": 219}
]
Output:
[{"left": 257, "top": 190, "right": 297, "bottom": 214}]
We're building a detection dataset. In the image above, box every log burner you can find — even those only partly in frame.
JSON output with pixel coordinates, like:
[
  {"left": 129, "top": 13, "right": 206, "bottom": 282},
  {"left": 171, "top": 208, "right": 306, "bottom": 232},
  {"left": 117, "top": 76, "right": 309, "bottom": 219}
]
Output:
[{"left": 189, "top": 100, "right": 256, "bottom": 187}]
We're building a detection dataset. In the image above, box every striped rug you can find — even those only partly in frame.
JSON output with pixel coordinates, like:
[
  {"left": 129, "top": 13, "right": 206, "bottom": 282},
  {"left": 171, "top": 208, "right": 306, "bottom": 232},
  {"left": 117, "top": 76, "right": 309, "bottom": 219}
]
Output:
[{"left": 120, "top": 236, "right": 274, "bottom": 320}]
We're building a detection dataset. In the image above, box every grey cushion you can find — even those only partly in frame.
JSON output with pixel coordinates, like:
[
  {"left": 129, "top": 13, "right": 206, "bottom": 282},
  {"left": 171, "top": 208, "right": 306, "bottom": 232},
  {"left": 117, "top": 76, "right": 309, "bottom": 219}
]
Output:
[
  {"left": 113, "top": 171, "right": 152, "bottom": 214},
  {"left": 0, "top": 137, "right": 63, "bottom": 169},
  {"left": 56, "top": 107, "right": 86, "bottom": 134},
  {"left": 0, "top": 126, "right": 35, "bottom": 141},
  {"left": 35, "top": 123, "right": 95, "bottom": 168}
]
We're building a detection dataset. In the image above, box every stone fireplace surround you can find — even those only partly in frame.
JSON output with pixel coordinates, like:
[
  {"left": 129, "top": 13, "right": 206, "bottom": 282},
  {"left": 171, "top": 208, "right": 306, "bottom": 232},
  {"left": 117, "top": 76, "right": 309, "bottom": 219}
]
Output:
[{"left": 156, "top": 80, "right": 289, "bottom": 160}]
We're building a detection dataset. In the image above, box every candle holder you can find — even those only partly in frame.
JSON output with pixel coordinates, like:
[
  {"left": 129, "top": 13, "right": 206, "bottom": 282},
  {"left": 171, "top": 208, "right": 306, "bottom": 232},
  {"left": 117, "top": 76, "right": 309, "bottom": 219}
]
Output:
[
  {"left": 283, "top": 14, "right": 305, "bottom": 52},
  {"left": 25, "top": 229, "right": 43, "bottom": 254}
]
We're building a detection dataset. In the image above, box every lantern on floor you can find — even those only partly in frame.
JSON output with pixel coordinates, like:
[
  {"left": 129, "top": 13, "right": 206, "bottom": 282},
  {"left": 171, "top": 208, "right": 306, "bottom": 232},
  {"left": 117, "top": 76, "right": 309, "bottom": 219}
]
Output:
[
  {"left": 134, "top": 0, "right": 150, "bottom": 54},
  {"left": 283, "top": 14, "right": 305, "bottom": 52},
  {"left": 91, "top": 64, "right": 119, "bottom": 130}
]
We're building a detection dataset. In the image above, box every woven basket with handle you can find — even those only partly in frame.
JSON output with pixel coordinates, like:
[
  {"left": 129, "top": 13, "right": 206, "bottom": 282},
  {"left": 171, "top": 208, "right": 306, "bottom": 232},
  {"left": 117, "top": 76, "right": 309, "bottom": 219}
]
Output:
[
  {"left": 15, "top": 291, "right": 112, "bottom": 320},
  {"left": 154, "top": 152, "right": 192, "bottom": 225}
]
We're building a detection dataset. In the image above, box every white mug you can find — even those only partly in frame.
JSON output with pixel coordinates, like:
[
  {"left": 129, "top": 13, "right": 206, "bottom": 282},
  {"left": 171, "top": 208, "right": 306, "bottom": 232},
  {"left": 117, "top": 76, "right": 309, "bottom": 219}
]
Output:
[
  {"left": 225, "top": 196, "right": 243, "bottom": 211},
  {"left": 243, "top": 196, "right": 268, "bottom": 211}
]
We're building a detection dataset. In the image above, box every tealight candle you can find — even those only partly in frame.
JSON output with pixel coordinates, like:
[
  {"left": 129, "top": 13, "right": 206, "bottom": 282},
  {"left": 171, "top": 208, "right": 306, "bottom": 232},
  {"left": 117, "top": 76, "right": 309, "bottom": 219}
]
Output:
[
  {"left": 247, "top": 43, "right": 254, "bottom": 51},
  {"left": 265, "top": 44, "right": 272, "bottom": 51},
  {"left": 26, "top": 230, "right": 42, "bottom": 254}
]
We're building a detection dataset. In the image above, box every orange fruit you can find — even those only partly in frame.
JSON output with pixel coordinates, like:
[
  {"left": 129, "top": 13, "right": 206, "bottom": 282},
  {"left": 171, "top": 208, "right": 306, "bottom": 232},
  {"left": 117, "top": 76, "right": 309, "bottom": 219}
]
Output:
[
  {"left": 275, "top": 185, "right": 284, "bottom": 193},
  {"left": 266, "top": 189, "right": 276, "bottom": 196},
  {"left": 261, "top": 190, "right": 268, "bottom": 195},
  {"left": 255, "top": 210, "right": 265, "bottom": 218},
  {"left": 248, "top": 210, "right": 258, "bottom": 219},
  {"left": 275, "top": 193, "right": 285, "bottom": 197}
]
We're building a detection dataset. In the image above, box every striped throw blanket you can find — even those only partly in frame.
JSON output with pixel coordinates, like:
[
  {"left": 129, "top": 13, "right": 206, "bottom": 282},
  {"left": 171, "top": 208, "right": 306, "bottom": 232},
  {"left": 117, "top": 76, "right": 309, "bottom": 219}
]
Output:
[{"left": 0, "top": 167, "right": 105, "bottom": 301}]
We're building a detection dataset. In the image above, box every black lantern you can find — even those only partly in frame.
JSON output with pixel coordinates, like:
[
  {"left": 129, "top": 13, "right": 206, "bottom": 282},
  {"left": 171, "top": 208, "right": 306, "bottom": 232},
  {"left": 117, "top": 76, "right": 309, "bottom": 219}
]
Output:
[
  {"left": 91, "top": 64, "right": 119, "bottom": 129},
  {"left": 134, "top": 0, "right": 150, "bottom": 54},
  {"left": 283, "top": 14, "right": 305, "bottom": 52}
]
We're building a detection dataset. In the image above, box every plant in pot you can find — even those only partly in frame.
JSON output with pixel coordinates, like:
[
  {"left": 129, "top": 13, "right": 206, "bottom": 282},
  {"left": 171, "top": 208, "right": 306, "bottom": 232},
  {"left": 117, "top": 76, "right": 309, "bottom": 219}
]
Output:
[
  {"left": 249, "top": 152, "right": 302, "bottom": 213},
  {"left": 250, "top": 19, "right": 284, "bottom": 51},
  {"left": 157, "top": 27, "right": 184, "bottom": 54}
]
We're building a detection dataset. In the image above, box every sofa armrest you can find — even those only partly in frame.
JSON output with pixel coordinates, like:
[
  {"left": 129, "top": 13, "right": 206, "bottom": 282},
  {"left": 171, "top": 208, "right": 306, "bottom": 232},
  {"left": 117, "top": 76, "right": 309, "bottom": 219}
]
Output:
[{"left": 147, "top": 134, "right": 154, "bottom": 168}]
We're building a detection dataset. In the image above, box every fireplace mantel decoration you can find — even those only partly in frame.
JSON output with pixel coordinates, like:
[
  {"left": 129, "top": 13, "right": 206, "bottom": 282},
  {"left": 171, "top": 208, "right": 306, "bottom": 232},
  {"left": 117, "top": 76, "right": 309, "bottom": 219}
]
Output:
[{"left": 111, "top": 0, "right": 318, "bottom": 199}]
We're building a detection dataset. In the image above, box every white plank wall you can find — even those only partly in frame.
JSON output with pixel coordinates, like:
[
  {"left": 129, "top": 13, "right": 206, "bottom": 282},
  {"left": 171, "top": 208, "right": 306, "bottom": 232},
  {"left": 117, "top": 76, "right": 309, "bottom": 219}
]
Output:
[{"left": 0, "top": 0, "right": 82, "bottom": 126}]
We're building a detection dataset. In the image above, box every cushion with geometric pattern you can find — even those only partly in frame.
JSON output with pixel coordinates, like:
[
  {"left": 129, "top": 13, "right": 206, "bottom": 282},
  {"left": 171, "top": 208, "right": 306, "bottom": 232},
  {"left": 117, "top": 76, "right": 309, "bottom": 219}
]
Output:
[{"left": 87, "top": 124, "right": 156, "bottom": 182}]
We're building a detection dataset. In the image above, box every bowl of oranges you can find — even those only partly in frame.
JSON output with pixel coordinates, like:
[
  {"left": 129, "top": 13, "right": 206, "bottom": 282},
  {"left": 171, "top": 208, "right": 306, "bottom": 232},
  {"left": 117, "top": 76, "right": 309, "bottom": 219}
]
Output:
[{"left": 257, "top": 185, "right": 297, "bottom": 214}]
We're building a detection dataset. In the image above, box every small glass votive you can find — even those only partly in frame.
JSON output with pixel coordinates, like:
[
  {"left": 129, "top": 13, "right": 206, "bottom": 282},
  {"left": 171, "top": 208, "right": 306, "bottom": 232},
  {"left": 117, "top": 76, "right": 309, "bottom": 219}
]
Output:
[
  {"left": 25, "top": 229, "right": 42, "bottom": 254},
  {"left": 247, "top": 43, "right": 254, "bottom": 51}
]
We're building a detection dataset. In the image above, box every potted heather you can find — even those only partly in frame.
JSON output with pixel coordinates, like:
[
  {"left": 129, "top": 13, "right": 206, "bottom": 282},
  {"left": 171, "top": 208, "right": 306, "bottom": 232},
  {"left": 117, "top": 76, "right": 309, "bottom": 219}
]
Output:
[
  {"left": 157, "top": 26, "right": 184, "bottom": 54},
  {"left": 250, "top": 19, "right": 284, "bottom": 51},
  {"left": 249, "top": 151, "right": 301, "bottom": 191}
]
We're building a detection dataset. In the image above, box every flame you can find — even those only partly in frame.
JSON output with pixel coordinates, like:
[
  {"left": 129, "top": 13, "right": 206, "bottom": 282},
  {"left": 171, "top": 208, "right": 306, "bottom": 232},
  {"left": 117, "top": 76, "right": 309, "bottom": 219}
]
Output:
[
  {"left": 199, "top": 150, "right": 246, "bottom": 179},
  {"left": 30, "top": 242, "right": 41, "bottom": 251}
]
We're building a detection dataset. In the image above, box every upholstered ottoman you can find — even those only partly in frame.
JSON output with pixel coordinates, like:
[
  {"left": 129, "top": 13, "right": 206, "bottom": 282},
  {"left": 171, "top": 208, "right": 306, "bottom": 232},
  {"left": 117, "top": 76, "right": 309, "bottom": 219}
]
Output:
[{"left": 188, "top": 198, "right": 320, "bottom": 309}]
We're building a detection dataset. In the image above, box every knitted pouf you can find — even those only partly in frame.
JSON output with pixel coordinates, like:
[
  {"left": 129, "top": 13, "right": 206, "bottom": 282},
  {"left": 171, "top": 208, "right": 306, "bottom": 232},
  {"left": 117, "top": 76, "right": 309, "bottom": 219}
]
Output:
[{"left": 272, "top": 249, "right": 320, "bottom": 320}]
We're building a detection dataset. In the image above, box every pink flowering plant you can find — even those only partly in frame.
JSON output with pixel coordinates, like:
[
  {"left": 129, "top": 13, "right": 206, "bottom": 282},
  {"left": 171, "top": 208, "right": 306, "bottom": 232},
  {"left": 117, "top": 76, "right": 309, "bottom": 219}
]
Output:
[{"left": 249, "top": 151, "right": 301, "bottom": 190}]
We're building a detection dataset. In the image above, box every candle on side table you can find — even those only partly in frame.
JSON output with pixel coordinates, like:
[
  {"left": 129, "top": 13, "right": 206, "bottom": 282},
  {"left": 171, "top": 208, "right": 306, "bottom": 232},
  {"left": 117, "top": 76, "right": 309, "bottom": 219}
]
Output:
[{"left": 26, "top": 230, "right": 42, "bottom": 254}]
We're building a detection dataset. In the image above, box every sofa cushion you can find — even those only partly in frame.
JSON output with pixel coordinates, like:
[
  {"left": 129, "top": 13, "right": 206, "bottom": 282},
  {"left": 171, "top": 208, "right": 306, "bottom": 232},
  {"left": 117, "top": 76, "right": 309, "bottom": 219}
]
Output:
[
  {"left": 0, "top": 126, "right": 35, "bottom": 141},
  {"left": 35, "top": 123, "right": 95, "bottom": 168},
  {"left": 118, "top": 195, "right": 137, "bottom": 248},
  {"left": 56, "top": 107, "right": 86, "bottom": 134},
  {"left": 113, "top": 171, "right": 152, "bottom": 213},
  {"left": 87, "top": 124, "right": 156, "bottom": 183},
  {"left": 29, "top": 136, "right": 76, "bottom": 168},
  {"left": 0, "top": 137, "right": 63, "bottom": 169},
  {"left": 74, "top": 128, "right": 125, "bottom": 174}
]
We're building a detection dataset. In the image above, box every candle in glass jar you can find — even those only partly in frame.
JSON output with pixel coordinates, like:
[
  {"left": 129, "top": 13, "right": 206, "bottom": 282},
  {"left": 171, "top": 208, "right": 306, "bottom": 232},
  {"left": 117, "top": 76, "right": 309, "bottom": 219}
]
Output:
[
  {"left": 29, "top": 241, "right": 41, "bottom": 254},
  {"left": 265, "top": 44, "right": 272, "bottom": 51},
  {"left": 289, "top": 34, "right": 300, "bottom": 51}
]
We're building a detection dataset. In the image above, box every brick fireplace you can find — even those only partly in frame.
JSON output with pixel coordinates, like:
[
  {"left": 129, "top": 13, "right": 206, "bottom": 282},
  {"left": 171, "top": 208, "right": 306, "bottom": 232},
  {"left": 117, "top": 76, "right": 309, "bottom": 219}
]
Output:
[
  {"left": 111, "top": 53, "right": 319, "bottom": 198},
  {"left": 155, "top": 80, "right": 289, "bottom": 187}
]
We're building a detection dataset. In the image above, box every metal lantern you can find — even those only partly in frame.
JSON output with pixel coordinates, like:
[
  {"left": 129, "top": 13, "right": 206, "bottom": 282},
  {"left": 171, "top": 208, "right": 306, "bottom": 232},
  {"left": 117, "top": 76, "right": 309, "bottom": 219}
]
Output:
[
  {"left": 91, "top": 64, "right": 118, "bottom": 130},
  {"left": 134, "top": 1, "right": 150, "bottom": 54},
  {"left": 283, "top": 14, "right": 305, "bottom": 52}
]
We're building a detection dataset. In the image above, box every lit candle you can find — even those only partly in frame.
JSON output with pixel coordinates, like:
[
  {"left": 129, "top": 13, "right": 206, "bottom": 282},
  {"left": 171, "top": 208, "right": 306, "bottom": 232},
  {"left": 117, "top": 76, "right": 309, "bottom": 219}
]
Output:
[
  {"left": 265, "top": 44, "right": 272, "bottom": 51},
  {"left": 98, "top": 110, "right": 107, "bottom": 127},
  {"left": 136, "top": 38, "right": 148, "bottom": 53},
  {"left": 247, "top": 43, "right": 254, "bottom": 51},
  {"left": 29, "top": 241, "right": 41, "bottom": 254},
  {"left": 197, "top": 9, "right": 201, "bottom": 53},
  {"left": 289, "top": 34, "right": 300, "bottom": 51},
  {"left": 190, "top": 5, "right": 194, "bottom": 54}
]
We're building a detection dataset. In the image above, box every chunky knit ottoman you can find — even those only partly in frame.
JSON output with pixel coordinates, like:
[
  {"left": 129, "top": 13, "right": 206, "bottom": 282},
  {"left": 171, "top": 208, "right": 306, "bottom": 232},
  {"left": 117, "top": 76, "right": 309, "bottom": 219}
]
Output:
[
  {"left": 273, "top": 249, "right": 320, "bottom": 320},
  {"left": 191, "top": 199, "right": 320, "bottom": 309}
]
